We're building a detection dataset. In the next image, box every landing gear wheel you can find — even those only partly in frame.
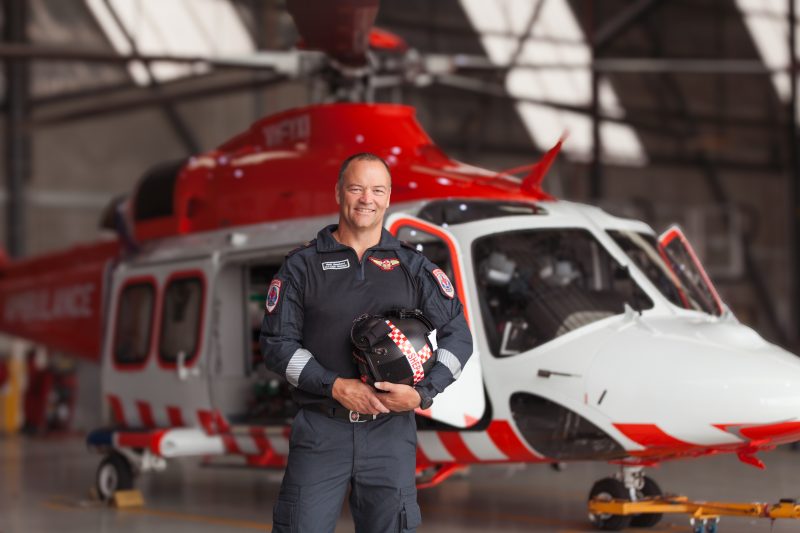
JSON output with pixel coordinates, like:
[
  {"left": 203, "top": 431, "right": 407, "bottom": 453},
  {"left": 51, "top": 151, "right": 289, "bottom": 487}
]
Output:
[
  {"left": 588, "top": 477, "right": 631, "bottom": 530},
  {"left": 630, "top": 476, "right": 663, "bottom": 528},
  {"left": 96, "top": 452, "right": 134, "bottom": 501}
]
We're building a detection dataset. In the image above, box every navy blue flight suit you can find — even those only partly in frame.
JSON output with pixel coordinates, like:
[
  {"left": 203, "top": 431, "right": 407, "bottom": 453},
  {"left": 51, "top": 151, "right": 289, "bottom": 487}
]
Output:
[{"left": 261, "top": 224, "right": 472, "bottom": 533}]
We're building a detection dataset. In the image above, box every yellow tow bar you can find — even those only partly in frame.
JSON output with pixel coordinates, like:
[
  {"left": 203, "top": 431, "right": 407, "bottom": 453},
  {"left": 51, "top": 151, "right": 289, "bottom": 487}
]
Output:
[{"left": 589, "top": 496, "right": 800, "bottom": 532}]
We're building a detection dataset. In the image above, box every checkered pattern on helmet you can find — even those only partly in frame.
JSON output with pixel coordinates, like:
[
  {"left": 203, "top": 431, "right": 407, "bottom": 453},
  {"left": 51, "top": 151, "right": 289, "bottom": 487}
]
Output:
[{"left": 385, "top": 320, "right": 432, "bottom": 385}]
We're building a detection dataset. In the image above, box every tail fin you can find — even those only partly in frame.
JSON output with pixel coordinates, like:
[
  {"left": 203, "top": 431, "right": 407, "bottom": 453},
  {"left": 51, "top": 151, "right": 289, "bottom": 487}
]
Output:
[{"left": 520, "top": 132, "right": 568, "bottom": 195}]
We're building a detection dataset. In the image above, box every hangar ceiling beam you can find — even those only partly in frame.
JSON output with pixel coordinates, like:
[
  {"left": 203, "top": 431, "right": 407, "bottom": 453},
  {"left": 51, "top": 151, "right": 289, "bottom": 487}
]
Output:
[
  {"left": 588, "top": 0, "right": 662, "bottom": 200},
  {"left": 506, "top": 0, "right": 547, "bottom": 73},
  {"left": 100, "top": 0, "right": 200, "bottom": 155},
  {"left": 438, "top": 138, "right": 781, "bottom": 174},
  {"left": 32, "top": 74, "right": 288, "bottom": 128},
  {"left": 433, "top": 75, "right": 786, "bottom": 141},
  {"left": 592, "top": 0, "right": 664, "bottom": 53},
  {"left": 3, "top": 0, "right": 29, "bottom": 258},
  {"left": 0, "top": 43, "right": 223, "bottom": 65}
]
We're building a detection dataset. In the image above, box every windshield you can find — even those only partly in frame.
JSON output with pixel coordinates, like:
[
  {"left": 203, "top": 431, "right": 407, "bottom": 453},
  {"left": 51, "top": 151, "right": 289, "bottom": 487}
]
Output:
[
  {"left": 473, "top": 229, "right": 653, "bottom": 357},
  {"left": 608, "top": 230, "right": 721, "bottom": 316}
]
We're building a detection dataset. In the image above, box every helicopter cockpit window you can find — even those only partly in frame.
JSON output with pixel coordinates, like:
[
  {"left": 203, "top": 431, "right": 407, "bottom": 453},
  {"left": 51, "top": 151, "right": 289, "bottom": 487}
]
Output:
[
  {"left": 660, "top": 234, "right": 723, "bottom": 316},
  {"left": 159, "top": 276, "right": 203, "bottom": 364},
  {"left": 394, "top": 225, "right": 456, "bottom": 287},
  {"left": 607, "top": 230, "right": 687, "bottom": 310},
  {"left": 608, "top": 230, "right": 721, "bottom": 316},
  {"left": 114, "top": 282, "right": 154, "bottom": 365},
  {"left": 474, "top": 229, "right": 653, "bottom": 357}
]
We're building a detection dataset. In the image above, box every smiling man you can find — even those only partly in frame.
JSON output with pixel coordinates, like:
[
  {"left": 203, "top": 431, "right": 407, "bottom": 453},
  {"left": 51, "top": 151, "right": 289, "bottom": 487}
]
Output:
[{"left": 261, "top": 152, "right": 472, "bottom": 533}]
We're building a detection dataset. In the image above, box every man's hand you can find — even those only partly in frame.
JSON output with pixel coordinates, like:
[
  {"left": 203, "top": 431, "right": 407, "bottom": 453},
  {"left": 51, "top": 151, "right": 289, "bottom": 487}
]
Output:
[
  {"left": 332, "top": 378, "right": 390, "bottom": 415},
  {"left": 373, "top": 382, "right": 421, "bottom": 412}
]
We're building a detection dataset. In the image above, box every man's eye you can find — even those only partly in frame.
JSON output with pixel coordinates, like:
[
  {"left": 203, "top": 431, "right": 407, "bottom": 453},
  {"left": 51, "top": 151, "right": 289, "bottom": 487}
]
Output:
[{"left": 373, "top": 189, "right": 385, "bottom": 195}]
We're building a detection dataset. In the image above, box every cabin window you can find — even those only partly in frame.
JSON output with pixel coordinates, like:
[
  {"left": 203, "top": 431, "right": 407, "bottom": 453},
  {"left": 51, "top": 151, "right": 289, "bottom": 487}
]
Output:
[
  {"left": 114, "top": 282, "right": 155, "bottom": 365},
  {"left": 395, "top": 225, "right": 456, "bottom": 290},
  {"left": 473, "top": 229, "right": 653, "bottom": 357},
  {"left": 159, "top": 276, "right": 204, "bottom": 364}
]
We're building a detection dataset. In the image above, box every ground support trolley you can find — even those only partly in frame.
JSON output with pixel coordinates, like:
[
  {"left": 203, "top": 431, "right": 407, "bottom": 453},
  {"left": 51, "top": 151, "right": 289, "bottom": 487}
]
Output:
[{"left": 588, "top": 495, "right": 800, "bottom": 532}]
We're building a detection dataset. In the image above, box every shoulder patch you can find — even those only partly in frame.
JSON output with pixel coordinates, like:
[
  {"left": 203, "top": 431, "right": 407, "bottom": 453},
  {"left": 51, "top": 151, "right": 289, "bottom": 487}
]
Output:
[
  {"left": 266, "top": 279, "right": 282, "bottom": 313},
  {"left": 287, "top": 240, "right": 315, "bottom": 257},
  {"left": 400, "top": 241, "right": 422, "bottom": 254},
  {"left": 431, "top": 268, "right": 455, "bottom": 299}
]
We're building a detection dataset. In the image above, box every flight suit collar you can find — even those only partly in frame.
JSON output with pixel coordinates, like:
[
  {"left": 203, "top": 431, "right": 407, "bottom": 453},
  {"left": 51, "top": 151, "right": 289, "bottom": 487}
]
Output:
[{"left": 316, "top": 224, "right": 401, "bottom": 253}]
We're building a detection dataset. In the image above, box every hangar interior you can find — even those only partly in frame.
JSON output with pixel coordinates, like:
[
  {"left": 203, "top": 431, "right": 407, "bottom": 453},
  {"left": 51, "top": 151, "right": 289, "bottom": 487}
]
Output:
[
  {"left": 3, "top": 1, "right": 800, "bottom": 532},
  {"left": 2, "top": 0, "right": 796, "bottom": 340}
]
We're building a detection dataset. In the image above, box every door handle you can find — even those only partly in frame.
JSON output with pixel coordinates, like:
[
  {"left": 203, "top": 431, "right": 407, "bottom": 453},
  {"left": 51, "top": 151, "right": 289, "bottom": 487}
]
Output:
[
  {"left": 177, "top": 351, "right": 200, "bottom": 380},
  {"left": 537, "top": 369, "right": 580, "bottom": 378}
]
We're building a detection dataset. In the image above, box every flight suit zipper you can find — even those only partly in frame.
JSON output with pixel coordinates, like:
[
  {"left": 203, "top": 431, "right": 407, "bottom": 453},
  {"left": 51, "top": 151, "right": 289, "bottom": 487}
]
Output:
[{"left": 358, "top": 250, "right": 373, "bottom": 281}]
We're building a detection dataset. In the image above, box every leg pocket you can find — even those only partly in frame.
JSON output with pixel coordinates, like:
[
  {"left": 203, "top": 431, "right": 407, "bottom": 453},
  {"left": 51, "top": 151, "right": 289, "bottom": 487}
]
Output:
[
  {"left": 399, "top": 485, "right": 422, "bottom": 532},
  {"left": 272, "top": 484, "right": 300, "bottom": 532}
]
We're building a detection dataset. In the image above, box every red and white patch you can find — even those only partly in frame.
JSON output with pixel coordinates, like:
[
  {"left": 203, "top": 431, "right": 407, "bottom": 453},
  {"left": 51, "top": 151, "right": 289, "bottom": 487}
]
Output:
[
  {"left": 265, "top": 279, "right": 282, "bottom": 314},
  {"left": 386, "top": 320, "right": 433, "bottom": 385},
  {"left": 432, "top": 268, "right": 455, "bottom": 299},
  {"left": 369, "top": 257, "right": 400, "bottom": 271}
]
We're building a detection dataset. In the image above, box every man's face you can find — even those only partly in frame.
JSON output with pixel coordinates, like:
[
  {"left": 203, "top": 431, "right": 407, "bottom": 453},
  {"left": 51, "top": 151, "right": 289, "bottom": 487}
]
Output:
[{"left": 336, "top": 160, "right": 391, "bottom": 232}]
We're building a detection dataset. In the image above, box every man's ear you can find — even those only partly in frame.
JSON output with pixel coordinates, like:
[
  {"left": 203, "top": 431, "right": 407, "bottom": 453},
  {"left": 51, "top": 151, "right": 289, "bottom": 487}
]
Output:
[{"left": 334, "top": 182, "right": 341, "bottom": 205}]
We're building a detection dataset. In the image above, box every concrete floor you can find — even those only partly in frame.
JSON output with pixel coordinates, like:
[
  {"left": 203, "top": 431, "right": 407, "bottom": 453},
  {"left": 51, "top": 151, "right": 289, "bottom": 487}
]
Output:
[{"left": 2, "top": 435, "right": 800, "bottom": 532}]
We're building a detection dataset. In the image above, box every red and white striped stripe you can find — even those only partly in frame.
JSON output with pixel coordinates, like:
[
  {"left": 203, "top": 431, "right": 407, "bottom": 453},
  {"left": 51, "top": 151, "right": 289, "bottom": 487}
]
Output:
[
  {"left": 386, "top": 320, "right": 433, "bottom": 385},
  {"left": 416, "top": 421, "right": 545, "bottom": 464},
  {"left": 105, "top": 397, "right": 546, "bottom": 466}
]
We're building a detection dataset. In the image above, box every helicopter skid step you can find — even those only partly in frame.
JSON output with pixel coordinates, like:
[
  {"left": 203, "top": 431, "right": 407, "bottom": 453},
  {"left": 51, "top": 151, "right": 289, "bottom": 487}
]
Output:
[{"left": 87, "top": 426, "right": 289, "bottom": 465}]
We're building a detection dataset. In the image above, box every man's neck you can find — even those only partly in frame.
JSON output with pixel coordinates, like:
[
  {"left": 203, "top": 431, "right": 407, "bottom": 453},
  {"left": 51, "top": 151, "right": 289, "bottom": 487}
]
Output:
[{"left": 333, "top": 224, "right": 382, "bottom": 261}]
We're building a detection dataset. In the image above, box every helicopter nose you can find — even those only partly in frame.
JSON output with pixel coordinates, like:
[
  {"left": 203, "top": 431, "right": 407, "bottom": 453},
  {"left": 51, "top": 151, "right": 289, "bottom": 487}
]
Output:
[{"left": 587, "top": 319, "right": 800, "bottom": 449}]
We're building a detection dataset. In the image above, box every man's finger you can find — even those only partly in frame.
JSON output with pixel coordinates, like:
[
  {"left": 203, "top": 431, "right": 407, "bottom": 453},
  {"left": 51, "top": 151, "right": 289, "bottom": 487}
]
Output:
[
  {"left": 374, "top": 381, "right": 396, "bottom": 392},
  {"left": 370, "top": 395, "right": 390, "bottom": 413}
]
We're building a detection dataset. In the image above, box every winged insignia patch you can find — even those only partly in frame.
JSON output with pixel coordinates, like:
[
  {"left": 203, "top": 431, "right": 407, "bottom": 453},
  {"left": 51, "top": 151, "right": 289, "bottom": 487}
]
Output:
[{"left": 369, "top": 257, "right": 401, "bottom": 271}]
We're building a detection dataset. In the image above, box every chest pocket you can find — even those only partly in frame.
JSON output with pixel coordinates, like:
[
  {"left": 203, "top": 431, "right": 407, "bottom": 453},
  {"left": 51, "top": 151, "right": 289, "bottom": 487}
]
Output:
[
  {"left": 362, "top": 253, "right": 418, "bottom": 312},
  {"left": 308, "top": 252, "right": 418, "bottom": 326}
]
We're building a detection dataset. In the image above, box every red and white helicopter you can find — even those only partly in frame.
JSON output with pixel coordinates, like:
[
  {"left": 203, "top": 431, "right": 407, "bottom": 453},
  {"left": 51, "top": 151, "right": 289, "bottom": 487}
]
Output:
[{"left": 2, "top": 1, "right": 800, "bottom": 530}]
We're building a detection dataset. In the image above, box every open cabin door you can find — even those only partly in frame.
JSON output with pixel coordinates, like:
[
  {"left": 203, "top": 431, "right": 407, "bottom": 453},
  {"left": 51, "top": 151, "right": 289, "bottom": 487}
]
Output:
[
  {"left": 210, "top": 251, "right": 297, "bottom": 427},
  {"left": 658, "top": 225, "right": 725, "bottom": 316},
  {"left": 386, "top": 213, "right": 485, "bottom": 429}
]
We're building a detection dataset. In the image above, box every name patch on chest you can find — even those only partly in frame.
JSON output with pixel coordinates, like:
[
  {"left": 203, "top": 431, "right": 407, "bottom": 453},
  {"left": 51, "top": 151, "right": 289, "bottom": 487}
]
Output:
[
  {"left": 322, "top": 259, "right": 350, "bottom": 271},
  {"left": 369, "top": 257, "right": 400, "bottom": 271}
]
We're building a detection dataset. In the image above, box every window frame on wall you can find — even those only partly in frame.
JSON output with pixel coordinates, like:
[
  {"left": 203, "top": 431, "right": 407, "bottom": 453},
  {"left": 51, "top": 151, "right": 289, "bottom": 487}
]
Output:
[
  {"left": 157, "top": 270, "right": 206, "bottom": 369},
  {"left": 112, "top": 276, "right": 157, "bottom": 371}
]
